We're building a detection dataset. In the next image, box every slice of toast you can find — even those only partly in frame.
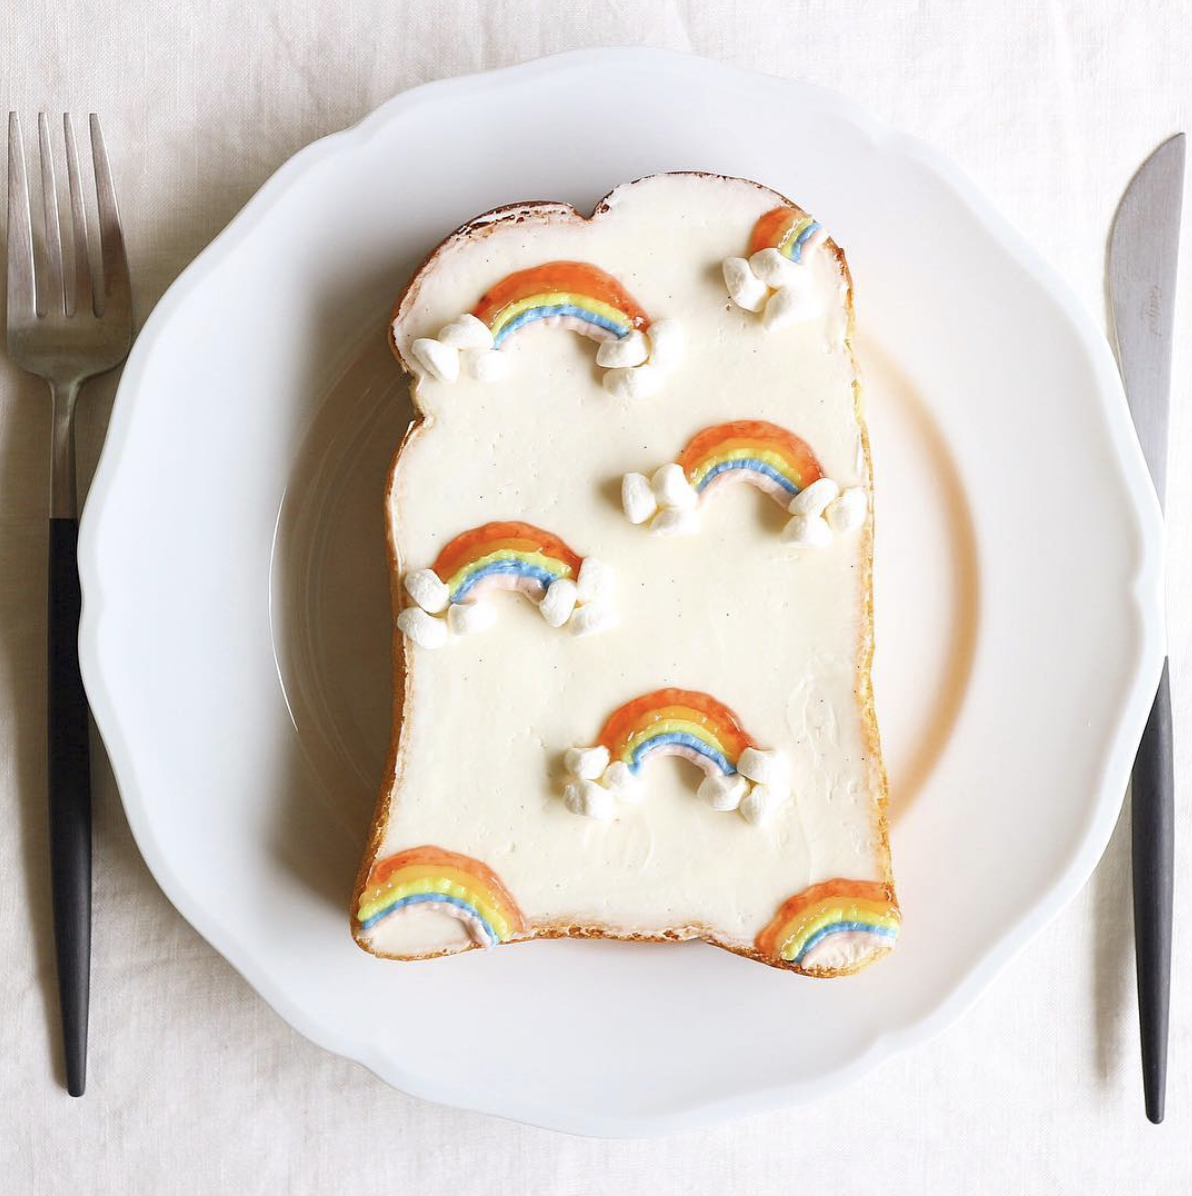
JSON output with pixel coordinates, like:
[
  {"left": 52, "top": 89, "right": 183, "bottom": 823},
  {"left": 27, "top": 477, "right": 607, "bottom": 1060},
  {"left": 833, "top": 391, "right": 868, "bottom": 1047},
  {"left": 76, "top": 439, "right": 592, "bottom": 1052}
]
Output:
[{"left": 352, "top": 173, "right": 898, "bottom": 977}]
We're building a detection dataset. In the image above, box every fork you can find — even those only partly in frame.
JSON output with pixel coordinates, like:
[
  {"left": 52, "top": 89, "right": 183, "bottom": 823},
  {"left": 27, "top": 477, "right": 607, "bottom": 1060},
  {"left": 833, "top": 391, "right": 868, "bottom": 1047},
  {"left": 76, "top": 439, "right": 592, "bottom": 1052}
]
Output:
[{"left": 6, "top": 113, "right": 132, "bottom": 1097}]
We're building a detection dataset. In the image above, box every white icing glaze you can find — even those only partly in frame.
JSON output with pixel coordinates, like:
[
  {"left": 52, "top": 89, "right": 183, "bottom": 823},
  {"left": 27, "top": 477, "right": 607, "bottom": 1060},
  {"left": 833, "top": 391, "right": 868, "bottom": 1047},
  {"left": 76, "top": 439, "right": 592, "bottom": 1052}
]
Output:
[
  {"left": 648, "top": 506, "right": 700, "bottom": 537},
  {"left": 446, "top": 599, "right": 496, "bottom": 636},
  {"left": 383, "top": 174, "right": 880, "bottom": 955},
  {"left": 780, "top": 513, "right": 833, "bottom": 546}
]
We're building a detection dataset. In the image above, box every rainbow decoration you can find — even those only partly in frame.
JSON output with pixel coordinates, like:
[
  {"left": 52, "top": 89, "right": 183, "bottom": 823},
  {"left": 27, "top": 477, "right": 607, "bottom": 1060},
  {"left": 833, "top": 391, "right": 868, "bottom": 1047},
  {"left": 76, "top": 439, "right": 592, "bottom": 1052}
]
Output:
[
  {"left": 749, "top": 207, "right": 824, "bottom": 263},
  {"left": 356, "top": 846, "right": 527, "bottom": 947},
  {"left": 431, "top": 521, "right": 583, "bottom": 605},
  {"left": 472, "top": 261, "right": 652, "bottom": 349},
  {"left": 755, "top": 879, "right": 900, "bottom": 969},
  {"left": 676, "top": 420, "right": 825, "bottom": 505},
  {"left": 597, "top": 688, "right": 756, "bottom": 779}
]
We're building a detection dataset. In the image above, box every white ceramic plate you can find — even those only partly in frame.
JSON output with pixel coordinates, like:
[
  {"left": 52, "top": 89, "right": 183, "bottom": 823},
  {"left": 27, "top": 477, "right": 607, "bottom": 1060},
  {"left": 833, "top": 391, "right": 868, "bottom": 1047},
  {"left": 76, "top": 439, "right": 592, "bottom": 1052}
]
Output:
[{"left": 78, "top": 48, "right": 1163, "bottom": 1136}]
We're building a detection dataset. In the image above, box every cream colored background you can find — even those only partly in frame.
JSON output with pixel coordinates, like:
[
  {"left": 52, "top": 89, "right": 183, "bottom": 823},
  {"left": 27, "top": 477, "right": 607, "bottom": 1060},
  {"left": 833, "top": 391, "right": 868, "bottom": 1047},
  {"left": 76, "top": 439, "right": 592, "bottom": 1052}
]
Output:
[{"left": 2, "top": 2, "right": 1190, "bottom": 1192}]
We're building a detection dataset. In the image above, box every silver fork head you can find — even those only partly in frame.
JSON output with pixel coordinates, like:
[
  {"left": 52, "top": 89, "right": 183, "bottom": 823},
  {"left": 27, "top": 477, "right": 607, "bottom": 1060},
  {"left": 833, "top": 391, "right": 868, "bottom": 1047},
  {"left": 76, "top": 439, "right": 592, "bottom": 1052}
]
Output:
[{"left": 6, "top": 112, "right": 133, "bottom": 385}]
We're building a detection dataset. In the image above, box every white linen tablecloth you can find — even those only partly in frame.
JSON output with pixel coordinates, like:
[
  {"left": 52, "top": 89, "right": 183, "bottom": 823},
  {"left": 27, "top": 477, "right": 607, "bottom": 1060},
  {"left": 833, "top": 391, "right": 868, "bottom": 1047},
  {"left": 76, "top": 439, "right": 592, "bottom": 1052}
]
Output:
[{"left": 2, "top": 2, "right": 1190, "bottom": 1191}]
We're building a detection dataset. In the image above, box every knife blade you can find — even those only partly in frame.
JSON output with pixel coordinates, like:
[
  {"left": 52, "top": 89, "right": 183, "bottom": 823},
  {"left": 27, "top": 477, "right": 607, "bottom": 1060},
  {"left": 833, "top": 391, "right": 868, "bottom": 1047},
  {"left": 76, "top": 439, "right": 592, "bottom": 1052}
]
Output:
[
  {"left": 1108, "top": 133, "right": 1184, "bottom": 1125},
  {"left": 1111, "top": 134, "right": 1184, "bottom": 506}
]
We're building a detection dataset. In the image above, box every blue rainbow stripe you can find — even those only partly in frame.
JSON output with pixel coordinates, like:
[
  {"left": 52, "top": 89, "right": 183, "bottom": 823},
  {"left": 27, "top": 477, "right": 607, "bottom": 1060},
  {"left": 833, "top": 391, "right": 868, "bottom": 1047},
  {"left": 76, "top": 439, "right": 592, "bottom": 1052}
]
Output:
[
  {"left": 359, "top": 892, "right": 499, "bottom": 944},
  {"left": 694, "top": 459, "right": 800, "bottom": 495},
  {"left": 793, "top": 921, "right": 898, "bottom": 964},
  {"left": 629, "top": 732, "right": 735, "bottom": 777},
  {"left": 450, "top": 560, "right": 563, "bottom": 603},
  {"left": 492, "top": 304, "right": 630, "bottom": 348},
  {"left": 783, "top": 220, "right": 822, "bottom": 262}
]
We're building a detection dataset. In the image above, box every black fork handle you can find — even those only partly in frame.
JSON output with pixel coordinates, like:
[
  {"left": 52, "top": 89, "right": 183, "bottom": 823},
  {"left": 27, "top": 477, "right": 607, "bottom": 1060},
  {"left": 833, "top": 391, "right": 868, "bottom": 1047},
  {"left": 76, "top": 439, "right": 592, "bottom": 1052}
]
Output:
[{"left": 48, "top": 516, "right": 91, "bottom": 1097}]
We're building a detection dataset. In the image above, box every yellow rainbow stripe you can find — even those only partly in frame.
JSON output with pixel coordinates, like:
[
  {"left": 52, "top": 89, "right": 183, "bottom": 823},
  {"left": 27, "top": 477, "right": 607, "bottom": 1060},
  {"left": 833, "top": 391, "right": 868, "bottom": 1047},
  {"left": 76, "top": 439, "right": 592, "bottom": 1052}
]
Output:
[
  {"left": 687, "top": 446, "right": 803, "bottom": 490},
  {"left": 676, "top": 421, "right": 824, "bottom": 503},
  {"left": 440, "top": 548, "right": 575, "bottom": 602},
  {"left": 749, "top": 207, "right": 824, "bottom": 262},
  {"left": 597, "top": 690, "right": 756, "bottom": 778},
  {"left": 357, "top": 847, "right": 527, "bottom": 947},
  {"left": 620, "top": 714, "right": 732, "bottom": 766},
  {"left": 756, "top": 879, "right": 900, "bottom": 967},
  {"left": 472, "top": 262, "right": 651, "bottom": 350},
  {"left": 487, "top": 292, "right": 632, "bottom": 342}
]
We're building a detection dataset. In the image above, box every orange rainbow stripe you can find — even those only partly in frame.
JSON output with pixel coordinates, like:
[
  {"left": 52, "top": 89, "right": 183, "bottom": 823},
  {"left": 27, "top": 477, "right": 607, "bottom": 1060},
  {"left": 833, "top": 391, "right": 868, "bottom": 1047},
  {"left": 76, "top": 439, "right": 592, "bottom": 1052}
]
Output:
[
  {"left": 472, "top": 261, "right": 651, "bottom": 348},
  {"left": 748, "top": 207, "right": 825, "bottom": 262},
  {"left": 597, "top": 688, "right": 756, "bottom": 778},
  {"left": 676, "top": 420, "right": 824, "bottom": 504},
  {"left": 357, "top": 846, "right": 527, "bottom": 946},
  {"left": 431, "top": 521, "right": 584, "bottom": 605},
  {"left": 756, "top": 879, "right": 900, "bottom": 967}
]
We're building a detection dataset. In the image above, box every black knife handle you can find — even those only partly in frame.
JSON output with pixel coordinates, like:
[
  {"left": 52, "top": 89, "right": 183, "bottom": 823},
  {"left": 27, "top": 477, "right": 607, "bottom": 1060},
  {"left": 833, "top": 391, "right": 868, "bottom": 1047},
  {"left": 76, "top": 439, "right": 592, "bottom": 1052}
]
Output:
[
  {"left": 1131, "top": 658, "right": 1173, "bottom": 1124},
  {"left": 48, "top": 517, "right": 91, "bottom": 1097}
]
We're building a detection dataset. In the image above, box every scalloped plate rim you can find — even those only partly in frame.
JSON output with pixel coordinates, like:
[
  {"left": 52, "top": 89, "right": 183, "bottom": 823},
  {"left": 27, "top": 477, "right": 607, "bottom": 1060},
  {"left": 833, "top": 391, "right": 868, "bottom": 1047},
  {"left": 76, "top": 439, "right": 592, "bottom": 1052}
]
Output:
[{"left": 77, "top": 47, "right": 1164, "bottom": 1137}]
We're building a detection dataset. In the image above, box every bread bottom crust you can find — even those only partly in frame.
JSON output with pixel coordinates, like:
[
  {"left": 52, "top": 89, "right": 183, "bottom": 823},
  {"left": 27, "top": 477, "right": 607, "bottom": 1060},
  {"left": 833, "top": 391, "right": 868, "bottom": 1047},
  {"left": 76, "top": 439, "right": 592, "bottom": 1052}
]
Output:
[{"left": 351, "top": 920, "right": 895, "bottom": 979}]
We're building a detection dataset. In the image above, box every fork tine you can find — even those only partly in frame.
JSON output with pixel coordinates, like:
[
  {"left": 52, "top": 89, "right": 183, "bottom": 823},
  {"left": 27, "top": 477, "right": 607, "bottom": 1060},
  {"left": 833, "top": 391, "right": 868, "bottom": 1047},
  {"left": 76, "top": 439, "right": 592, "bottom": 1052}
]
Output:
[
  {"left": 88, "top": 114, "right": 129, "bottom": 315},
  {"left": 6, "top": 112, "right": 36, "bottom": 325},
  {"left": 62, "top": 115, "right": 93, "bottom": 317},
  {"left": 37, "top": 112, "right": 65, "bottom": 314}
]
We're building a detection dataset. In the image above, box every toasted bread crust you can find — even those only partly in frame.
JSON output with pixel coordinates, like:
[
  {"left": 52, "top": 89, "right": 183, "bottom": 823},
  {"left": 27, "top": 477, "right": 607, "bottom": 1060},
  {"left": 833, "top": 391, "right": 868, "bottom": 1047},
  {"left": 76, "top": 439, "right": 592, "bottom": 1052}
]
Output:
[{"left": 351, "top": 174, "right": 894, "bottom": 978}]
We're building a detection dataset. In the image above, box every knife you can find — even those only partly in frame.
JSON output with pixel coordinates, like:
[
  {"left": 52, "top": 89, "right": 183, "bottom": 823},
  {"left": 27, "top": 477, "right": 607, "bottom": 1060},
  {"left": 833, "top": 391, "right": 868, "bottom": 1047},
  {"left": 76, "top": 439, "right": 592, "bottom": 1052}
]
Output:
[{"left": 1108, "top": 132, "right": 1184, "bottom": 1125}]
